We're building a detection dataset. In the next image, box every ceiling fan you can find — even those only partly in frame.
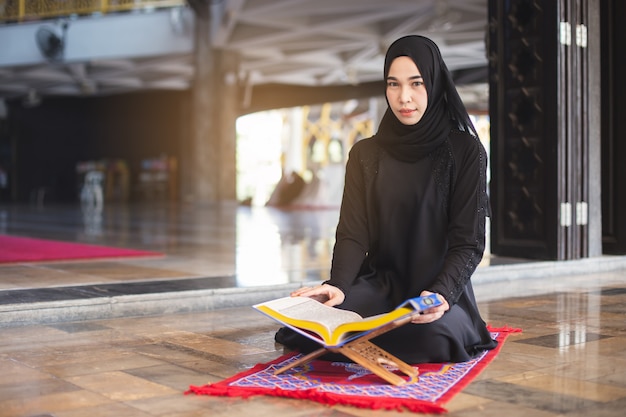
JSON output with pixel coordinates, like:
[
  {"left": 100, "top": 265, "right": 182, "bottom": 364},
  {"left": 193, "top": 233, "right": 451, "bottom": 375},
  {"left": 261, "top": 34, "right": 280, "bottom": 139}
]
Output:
[{"left": 35, "top": 21, "right": 69, "bottom": 61}]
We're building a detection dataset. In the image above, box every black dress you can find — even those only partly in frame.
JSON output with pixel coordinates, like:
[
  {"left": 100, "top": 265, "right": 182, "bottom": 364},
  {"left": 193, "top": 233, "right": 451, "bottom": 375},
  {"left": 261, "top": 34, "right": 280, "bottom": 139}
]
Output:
[{"left": 277, "top": 129, "right": 497, "bottom": 363}]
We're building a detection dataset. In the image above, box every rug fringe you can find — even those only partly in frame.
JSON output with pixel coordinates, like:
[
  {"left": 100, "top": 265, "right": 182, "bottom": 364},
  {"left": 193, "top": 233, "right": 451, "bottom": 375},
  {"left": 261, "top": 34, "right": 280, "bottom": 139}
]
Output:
[{"left": 186, "top": 383, "right": 447, "bottom": 413}]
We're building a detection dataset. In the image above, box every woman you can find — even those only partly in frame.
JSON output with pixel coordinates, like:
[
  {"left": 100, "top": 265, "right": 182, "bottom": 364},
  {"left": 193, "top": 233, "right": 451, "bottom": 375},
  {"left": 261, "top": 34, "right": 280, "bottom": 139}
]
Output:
[{"left": 276, "top": 35, "right": 497, "bottom": 363}]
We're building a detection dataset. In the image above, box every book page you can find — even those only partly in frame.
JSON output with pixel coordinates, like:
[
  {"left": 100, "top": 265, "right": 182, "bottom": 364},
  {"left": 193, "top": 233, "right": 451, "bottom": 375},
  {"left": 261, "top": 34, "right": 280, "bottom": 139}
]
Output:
[
  {"left": 256, "top": 294, "right": 443, "bottom": 347},
  {"left": 259, "top": 296, "right": 363, "bottom": 334}
]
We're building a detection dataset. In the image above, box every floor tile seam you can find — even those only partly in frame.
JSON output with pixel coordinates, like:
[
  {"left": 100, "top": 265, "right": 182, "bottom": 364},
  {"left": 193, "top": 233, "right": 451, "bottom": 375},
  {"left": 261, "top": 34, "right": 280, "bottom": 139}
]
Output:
[{"left": 155, "top": 341, "right": 248, "bottom": 370}]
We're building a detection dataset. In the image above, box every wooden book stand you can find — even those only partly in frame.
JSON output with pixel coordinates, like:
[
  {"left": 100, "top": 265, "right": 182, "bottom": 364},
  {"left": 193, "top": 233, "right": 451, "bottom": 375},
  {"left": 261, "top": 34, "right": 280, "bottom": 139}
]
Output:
[{"left": 273, "top": 315, "right": 418, "bottom": 386}]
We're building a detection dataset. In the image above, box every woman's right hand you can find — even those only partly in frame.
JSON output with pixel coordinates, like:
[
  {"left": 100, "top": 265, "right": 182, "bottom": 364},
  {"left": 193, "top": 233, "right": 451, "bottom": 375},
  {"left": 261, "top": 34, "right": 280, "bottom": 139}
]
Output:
[
  {"left": 290, "top": 283, "right": 345, "bottom": 306},
  {"left": 410, "top": 290, "right": 449, "bottom": 324}
]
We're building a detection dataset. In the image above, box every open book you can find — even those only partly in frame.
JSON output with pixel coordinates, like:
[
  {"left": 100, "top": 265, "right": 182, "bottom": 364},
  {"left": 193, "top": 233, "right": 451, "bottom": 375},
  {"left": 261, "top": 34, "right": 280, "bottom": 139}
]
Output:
[{"left": 254, "top": 293, "right": 442, "bottom": 347}]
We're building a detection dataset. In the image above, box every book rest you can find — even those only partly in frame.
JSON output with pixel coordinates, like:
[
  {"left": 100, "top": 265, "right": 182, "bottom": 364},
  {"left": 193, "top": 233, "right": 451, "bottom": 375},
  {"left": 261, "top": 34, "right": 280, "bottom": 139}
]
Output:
[{"left": 274, "top": 315, "right": 418, "bottom": 386}]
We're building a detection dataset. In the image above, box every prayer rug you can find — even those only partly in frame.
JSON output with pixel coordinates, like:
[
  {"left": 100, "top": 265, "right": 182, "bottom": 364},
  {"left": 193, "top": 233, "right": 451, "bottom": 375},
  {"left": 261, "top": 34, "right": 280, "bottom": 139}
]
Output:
[
  {"left": 0, "top": 235, "right": 163, "bottom": 264},
  {"left": 187, "top": 326, "right": 521, "bottom": 413}
]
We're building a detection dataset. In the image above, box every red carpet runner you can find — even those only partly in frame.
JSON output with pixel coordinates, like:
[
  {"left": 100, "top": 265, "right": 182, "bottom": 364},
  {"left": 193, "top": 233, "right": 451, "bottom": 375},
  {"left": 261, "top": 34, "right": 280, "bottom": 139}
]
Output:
[
  {"left": 188, "top": 326, "right": 521, "bottom": 413},
  {"left": 0, "top": 235, "right": 162, "bottom": 264}
]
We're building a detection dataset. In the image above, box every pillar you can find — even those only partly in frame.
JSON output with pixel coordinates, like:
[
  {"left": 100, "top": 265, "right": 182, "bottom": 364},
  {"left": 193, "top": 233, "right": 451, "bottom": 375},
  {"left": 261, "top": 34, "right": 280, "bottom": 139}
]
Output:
[{"left": 181, "top": 14, "right": 238, "bottom": 205}]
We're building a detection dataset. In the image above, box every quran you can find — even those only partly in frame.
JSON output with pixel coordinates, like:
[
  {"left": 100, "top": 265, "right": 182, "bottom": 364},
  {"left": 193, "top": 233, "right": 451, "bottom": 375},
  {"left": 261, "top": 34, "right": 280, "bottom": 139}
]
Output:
[
  {"left": 254, "top": 293, "right": 442, "bottom": 347},
  {"left": 255, "top": 293, "right": 442, "bottom": 385}
]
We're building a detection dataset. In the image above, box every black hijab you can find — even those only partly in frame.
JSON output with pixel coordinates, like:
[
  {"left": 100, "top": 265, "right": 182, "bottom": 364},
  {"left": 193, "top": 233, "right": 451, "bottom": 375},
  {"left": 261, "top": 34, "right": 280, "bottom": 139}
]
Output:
[{"left": 374, "top": 35, "right": 477, "bottom": 162}]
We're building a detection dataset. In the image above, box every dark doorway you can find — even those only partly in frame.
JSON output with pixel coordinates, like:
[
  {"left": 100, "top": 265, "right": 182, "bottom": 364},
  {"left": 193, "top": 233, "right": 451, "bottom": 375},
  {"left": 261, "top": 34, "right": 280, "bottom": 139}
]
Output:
[{"left": 601, "top": 0, "right": 626, "bottom": 254}]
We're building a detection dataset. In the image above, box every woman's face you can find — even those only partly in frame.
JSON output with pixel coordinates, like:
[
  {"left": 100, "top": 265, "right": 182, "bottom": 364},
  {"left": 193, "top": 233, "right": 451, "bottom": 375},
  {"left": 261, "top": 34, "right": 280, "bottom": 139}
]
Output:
[{"left": 386, "top": 56, "right": 428, "bottom": 125}]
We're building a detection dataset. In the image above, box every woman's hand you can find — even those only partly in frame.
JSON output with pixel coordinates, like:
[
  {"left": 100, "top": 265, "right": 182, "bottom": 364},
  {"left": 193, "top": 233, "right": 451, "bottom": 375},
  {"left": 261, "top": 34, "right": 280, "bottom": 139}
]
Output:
[
  {"left": 290, "top": 283, "right": 345, "bottom": 306},
  {"left": 411, "top": 290, "right": 450, "bottom": 324}
]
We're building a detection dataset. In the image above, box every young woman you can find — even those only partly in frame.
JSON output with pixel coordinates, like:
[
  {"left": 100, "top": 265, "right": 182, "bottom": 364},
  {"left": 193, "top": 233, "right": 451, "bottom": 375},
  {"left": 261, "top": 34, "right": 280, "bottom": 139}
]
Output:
[{"left": 276, "top": 35, "right": 497, "bottom": 363}]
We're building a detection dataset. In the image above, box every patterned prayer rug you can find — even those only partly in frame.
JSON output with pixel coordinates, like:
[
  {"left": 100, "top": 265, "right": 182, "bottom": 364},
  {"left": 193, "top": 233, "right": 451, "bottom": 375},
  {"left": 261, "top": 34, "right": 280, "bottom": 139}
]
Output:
[
  {"left": 0, "top": 235, "right": 163, "bottom": 264},
  {"left": 187, "top": 326, "right": 521, "bottom": 413}
]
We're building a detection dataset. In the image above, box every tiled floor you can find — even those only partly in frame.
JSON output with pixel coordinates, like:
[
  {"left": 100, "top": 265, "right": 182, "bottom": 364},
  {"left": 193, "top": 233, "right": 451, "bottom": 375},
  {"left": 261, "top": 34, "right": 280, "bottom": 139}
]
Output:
[{"left": 0, "top": 202, "right": 625, "bottom": 416}]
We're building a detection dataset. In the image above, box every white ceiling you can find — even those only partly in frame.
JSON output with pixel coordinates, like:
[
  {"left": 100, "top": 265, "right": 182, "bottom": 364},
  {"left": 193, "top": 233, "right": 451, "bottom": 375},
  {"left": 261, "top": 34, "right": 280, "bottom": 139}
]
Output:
[
  {"left": 0, "top": 0, "right": 488, "bottom": 108},
  {"left": 211, "top": 0, "right": 488, "bottom": 85}
]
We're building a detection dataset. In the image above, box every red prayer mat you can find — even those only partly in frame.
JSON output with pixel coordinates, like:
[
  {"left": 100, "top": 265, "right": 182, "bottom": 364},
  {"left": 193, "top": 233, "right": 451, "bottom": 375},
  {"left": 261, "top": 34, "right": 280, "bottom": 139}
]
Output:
[
  {"left": 0, "top": 235, "right": 163, "bottom": 264},
  {"left": 187, "top": 326, "right": 521, "bottom": 413}
]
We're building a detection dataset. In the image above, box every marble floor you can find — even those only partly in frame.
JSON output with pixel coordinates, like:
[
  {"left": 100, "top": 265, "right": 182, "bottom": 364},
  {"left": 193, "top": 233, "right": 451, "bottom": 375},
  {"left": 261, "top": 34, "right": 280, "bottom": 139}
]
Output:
[{"left": 0, "top": 202, "right": 625, "bottom": 416}]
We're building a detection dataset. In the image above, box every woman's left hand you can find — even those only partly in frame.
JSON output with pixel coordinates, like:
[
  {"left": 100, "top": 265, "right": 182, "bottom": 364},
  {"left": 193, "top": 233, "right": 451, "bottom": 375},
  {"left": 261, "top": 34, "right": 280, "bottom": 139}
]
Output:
[{"left": 410, "top": 290, "right": 450, "bottom": 324}]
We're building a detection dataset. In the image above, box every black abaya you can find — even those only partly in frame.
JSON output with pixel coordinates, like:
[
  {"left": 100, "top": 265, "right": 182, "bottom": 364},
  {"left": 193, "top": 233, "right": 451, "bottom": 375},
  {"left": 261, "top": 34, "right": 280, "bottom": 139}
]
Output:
[{"left": 277, "top": 131, "right": 497, "bottom": 363}]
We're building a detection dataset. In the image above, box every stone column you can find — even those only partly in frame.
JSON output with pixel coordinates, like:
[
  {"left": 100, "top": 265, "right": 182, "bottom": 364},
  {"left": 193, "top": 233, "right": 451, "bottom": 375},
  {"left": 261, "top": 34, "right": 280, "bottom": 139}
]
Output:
[{"left": 181, "top": 14, "right": 238, "bottom": 205}]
